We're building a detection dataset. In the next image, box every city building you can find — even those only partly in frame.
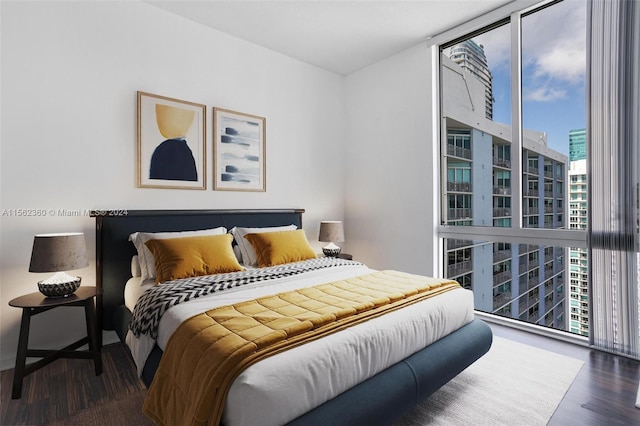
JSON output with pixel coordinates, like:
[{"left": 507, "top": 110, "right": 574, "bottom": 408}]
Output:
[
  {"left": 448, "top": 39, "right": 494, "bottom": 119},
  {"left": 568, "top": 159, "right": 589, "bottom": 336},
  {"left": 569, "top": 128, "right": 587, "bottom": 161},
  {"left": 441, "top": 53, "right": 568, "bottom": 331}
]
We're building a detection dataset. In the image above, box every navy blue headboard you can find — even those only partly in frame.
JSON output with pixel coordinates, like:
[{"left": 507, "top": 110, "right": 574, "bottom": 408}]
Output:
[{"left": 92, "top": 209, "right": 305, "bottom": 332}]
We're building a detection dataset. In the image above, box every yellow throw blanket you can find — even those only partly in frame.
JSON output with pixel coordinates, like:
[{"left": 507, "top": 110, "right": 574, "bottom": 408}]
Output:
[{"left": 142, "top": 270, "right": 460, "bottom": 426}]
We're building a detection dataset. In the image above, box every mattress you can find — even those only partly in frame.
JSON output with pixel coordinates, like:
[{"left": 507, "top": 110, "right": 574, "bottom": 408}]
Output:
[{"left": 125, "top": 263, "right": 474, "bottom": 426}]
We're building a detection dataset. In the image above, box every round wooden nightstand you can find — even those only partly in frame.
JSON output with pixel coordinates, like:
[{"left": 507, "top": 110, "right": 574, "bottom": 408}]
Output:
[{"left": 8, "top": 286, "right": 102, "bottom": 399}]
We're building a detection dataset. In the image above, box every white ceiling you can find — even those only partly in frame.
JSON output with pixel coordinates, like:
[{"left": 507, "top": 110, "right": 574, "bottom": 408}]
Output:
[{"left": 148, "top": 0, "right": 514, "bottom": 75}]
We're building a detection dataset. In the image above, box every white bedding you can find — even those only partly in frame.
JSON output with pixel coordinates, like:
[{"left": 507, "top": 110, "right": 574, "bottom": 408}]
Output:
[{"left": 125, "top": 264, "right": 474, "bottom": 426}]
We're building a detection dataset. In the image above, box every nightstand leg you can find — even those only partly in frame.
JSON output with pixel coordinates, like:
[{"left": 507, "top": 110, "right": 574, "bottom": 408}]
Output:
[
  {"left": 84, "top": 299, "right": 102, "bottom": 375},
  {"left": 12, "top": 308, "right": 31, "bottom": 399}
]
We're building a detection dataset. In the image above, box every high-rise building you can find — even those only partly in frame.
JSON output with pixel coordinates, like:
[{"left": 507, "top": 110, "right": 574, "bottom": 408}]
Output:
[
  {"left": 441, "top": 54, "right": 568, "bottom": 330},
  {"left": 568, "top": 159, "right": 589, "bottom": 336},
  {"left": 569, "top": 128, "right": 586, "bottom": 161},
  {"left": 448, "top": 39, "right": 494, "bottom": 120}
]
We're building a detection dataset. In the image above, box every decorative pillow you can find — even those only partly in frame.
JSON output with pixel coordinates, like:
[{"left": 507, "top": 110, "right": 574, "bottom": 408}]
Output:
[
  {"left": 144, "top": 234, "right": 243, "bottom": 284},
  {"left": 230, "top": 225, "right": 297, "bottom": 266},
  {"left": 129, "top": 227, "right": 227, "bottom": 280},
  {"left": 244, "top": 229, "right": 317, "bottom": 268}
]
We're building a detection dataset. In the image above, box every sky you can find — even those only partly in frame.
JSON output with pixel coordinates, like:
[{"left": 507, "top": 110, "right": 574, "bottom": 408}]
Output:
[{"left": 472, "top": 0, "right": 587, "bottom": 158}]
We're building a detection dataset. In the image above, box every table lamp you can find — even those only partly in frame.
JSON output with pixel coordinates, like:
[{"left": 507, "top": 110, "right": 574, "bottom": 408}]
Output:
[
  {"left": 29, "top": 232, "right": 88, "bottom": 297},
  {"left": 318, "top": 221, "right": 344, "bottom": 257}
]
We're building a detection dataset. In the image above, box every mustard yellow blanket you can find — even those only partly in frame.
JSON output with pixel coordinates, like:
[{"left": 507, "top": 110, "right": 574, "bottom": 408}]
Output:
[{"left": 142, "top": 270, "right": 460, "bottom": 426}]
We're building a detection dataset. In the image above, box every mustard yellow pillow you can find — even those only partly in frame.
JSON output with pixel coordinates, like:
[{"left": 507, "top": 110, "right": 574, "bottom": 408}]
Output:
[
  {"left": 144, "top": 234, "right": 243, "bottom": 284},
  {"left": 244, "top": 229, "right": 317, "bottom": 267}
]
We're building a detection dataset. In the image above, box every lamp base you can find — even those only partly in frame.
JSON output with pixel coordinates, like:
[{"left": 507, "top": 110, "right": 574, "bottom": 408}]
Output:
[
  {"left": 38, "top": 277, "right": 81, "bottom": 298},
  {"left": 322, "top": 243, "right": 342, "bottom": 257}
]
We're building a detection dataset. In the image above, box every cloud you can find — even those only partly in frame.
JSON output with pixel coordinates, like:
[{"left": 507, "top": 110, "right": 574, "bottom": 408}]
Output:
[
  {"left": 530, "top": 40, "right": 586, "bottom": 84},
  {"left": 522, "top": 0, "right": 587, "bottom": 85},
  {"left": 525, "top": 86, "right": 568, "bottom": 102},
  {"left": 473, "top": 24, "right": 510, "bottom": 72},
  {"left": 469, "top": 0, "right": 586, "bottom": 90}
]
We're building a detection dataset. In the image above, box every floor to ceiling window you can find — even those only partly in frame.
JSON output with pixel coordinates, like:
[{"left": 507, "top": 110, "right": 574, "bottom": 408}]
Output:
[{"left": 438, "top": 0, "right": 589, "bottom": 337}]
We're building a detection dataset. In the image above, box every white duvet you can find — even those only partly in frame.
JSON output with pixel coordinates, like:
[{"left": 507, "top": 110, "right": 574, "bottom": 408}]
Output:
[{"left": 125, "top": 264, "right": 474, "bottom": 426}]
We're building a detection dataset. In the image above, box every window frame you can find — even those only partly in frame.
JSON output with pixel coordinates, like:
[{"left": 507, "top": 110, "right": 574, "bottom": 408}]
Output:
[
  {"left": 431, "top": 0, "right": 586, "bottom": 257},
  {"left": 428, "top": 0, "right": 589, "bottom": 346}
]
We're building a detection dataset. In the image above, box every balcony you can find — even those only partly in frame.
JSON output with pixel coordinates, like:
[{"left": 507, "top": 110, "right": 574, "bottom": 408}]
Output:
[
  {"left": 544, "top": 315, "right": 555, "bottom": 327},
  {"left": 493, "top": 292, "right": 512, "bottom": 310},
  {"left": 493, "top": 270, "right": 512, "bottom": 285},
  {"left": 545, "top": 282, "right": 554, "bottom": 298},
  {"left": 493, "top": 250, "right": 512, "bottom": 262},
  {"left": 493, "top": 157, "right": 511, "bottom": 168},
  {"left": 525, "top": 189, "right": 539, "bottom": 197},
  {"left": 527, "top": 277, "right": 540, "bottom": 292},
  {"left": 446, "top": 239, "right": 473, "bottom": 250},
  {"left": 493, "top": 208, "right": 511, "bottom": 217},
  {"left": 448, "top": 208, "right": 471, "bottom": 220},
  {"left": 447, "top": 260, "right": 472, "bottom": 277},
  {"left": 447, "top": 144, "right": 472, "bottom": 160},
  {"left": 519, "top": 298, "right": 540, "bottom": 316},
  {"left": 519, "top": 260, "right": 539, "bottom": 274},
  {"left": 493, "top": 186, "right": 512, "bottom": 196},
  {"left": 447, "top": 182, "right": 472, "bottom": 192}
]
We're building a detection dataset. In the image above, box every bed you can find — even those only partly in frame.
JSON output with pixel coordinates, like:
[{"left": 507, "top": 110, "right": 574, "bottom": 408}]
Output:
[{"left": 93, "top": 209, "right": 492, "bottom": 425}]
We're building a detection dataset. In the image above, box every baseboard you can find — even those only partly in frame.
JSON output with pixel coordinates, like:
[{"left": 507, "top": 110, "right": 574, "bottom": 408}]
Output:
[{"left": 474, "top": 311, "right": 589, "bottom": 347}]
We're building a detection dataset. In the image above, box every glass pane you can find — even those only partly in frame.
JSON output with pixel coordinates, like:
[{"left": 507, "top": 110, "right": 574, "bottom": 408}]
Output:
[
  {"left": 444, "top": 238, "right": 574, "bottom": 333},
  {"left": 439, "top": 1, "right": 588, "bottom": 338},
  {"left": 521, "top": 0, "right": 587, "bottom": 230},
  {"left": 441, "top": 23, "right": 512, "bottom": 227}
]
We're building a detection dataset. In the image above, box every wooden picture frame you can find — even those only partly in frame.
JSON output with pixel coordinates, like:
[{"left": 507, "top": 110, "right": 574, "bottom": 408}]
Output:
[
  {"left": 137, "top": 91, "right": 206, "bottom": 189},
  {"left": 213, "top": 107, "right": 266, "bottom": 192}
]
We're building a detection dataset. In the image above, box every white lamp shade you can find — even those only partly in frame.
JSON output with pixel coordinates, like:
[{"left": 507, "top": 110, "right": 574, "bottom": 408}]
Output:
[
  {"left": 29, "top": 233, "right": 88, "bottom": 273},
  {"left": 318, "top": 221, "right": 345, "bottom": 243}
]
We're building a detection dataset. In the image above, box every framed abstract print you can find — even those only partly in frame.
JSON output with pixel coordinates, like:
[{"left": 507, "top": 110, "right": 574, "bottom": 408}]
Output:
[
  {"left": 213, "top": 107, "right": 266, "bottom": 192},
  {"left": 137, "top": 91, "right": 206, "bottom": 189}
]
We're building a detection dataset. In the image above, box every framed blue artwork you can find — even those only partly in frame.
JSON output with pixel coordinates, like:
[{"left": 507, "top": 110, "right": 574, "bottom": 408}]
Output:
[{"left": 213, "top": 107, "right": 266, "bottom": 192}]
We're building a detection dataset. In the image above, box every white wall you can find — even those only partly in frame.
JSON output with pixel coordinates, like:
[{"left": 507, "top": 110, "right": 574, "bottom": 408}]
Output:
[
  {"left": 344, "top": 43, "right": 438, "bottom": 275},
  {"left": 0, "top": 1, "right": 345, "bottom": 369}
]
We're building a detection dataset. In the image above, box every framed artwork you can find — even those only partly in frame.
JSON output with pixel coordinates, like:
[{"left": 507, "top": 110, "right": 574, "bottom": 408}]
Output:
[
  {"left": 213, "top": 107, "right": 266, "bottom": 192},
  {"left": 137, "top": 91, "right": 206, "bottom": 189}
]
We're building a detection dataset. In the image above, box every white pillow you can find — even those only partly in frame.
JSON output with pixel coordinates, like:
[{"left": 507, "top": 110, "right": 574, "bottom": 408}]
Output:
[
  {"left": 129, "top": 227, "right": 227, "bottom": 280},
  {"left": 131, "top": 255, "right": 142, "bottom": 278},
  {"left": 230, "top": 225, "right": 297, "bottom": 266},
  {"left": 233, "top": 244, "right": 243, "bottom": 264}
]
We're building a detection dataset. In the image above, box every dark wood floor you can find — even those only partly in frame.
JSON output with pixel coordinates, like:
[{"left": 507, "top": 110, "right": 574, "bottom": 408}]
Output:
[
  {"left": 0, "top": 342, "right": 148, "bottom": 425},
  {"left": 1, "top": 323, "right": 639, "bottom": 425},
  {"left": 489, "top": 323, "right": 640, "bottom": 425}
]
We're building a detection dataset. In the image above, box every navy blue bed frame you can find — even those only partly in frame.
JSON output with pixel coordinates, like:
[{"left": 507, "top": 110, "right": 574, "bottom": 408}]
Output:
[{"left": 93, "top": 209, "right": 492, "bottom": 425}]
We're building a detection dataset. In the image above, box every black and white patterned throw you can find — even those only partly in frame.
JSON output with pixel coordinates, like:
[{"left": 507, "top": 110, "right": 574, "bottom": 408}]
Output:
[{"left": 130, "top": 257, "right": 361, "bottom": 339}]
